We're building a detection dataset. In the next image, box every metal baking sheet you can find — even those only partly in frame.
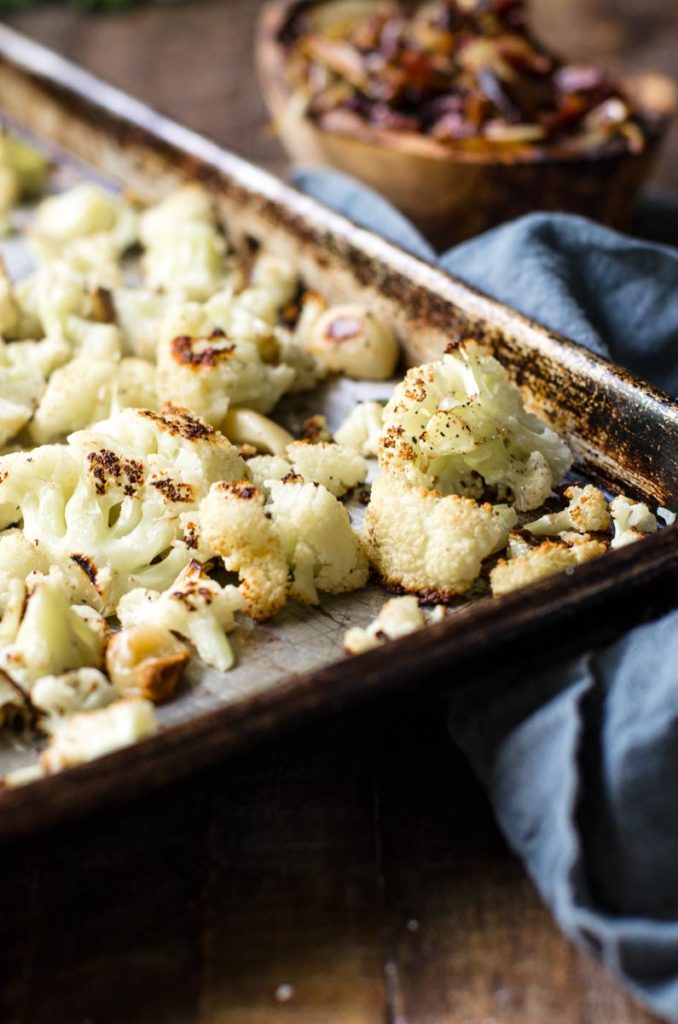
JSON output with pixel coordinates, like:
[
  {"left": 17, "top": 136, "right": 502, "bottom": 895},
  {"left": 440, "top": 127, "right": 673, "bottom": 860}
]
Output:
[{"left": 0, "top": 25, "right": 675, "bottom": 836}]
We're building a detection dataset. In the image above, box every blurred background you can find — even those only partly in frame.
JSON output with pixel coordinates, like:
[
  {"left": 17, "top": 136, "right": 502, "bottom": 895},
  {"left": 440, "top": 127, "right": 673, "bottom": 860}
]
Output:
[{"left": 3, "top": 0, "right": 677, "bottom": 192}]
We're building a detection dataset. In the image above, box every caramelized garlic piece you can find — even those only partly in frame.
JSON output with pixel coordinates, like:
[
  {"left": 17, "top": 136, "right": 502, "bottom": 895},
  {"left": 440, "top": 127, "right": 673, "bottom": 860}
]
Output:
[
  {"left": 303, "top": 305, "right": 399, "bottom": 380},
  {"left": 106, "top": 625, "right": 189, "bottom": 703}
]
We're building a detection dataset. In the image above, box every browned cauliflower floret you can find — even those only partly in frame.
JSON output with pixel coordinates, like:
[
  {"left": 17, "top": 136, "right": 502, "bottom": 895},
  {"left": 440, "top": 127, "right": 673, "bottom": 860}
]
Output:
[
  {"left": 609, "top": 495, "right": 658, "bottom": 549},
  {"left": 344, "top": 595, "right": 426, "bottom": 655},
  {"left": 267, "top": 476, "right": 368, "bottom": 604},
  {"left": 379, "top": 341, "right": 572, "bottom": 511},
  {"left": 156, "top": 304, "right": 295, "bottom": 422},
  {"left": 285, "top": 440, "right": 368, "bottom": 497},
  {"left": 526, "top": 484, "right": 611, "bottom": 536},
  {"left": 490, "top": 536, "right": 607, "bottom": 597},
  {"left": 0, "top": 405, "right": 249, "bottom": 614},
  {"left": 364, "top": 473, "right": 516, "bottom": 600},
  {"left": 40, "top": 697, "right": 157, "bottom": 774},
  {"left": 200, "top": 480, "right": 289, "bottom": 621},
  {"left": 30, "top": 355, "right": 157, "bottom": 444}
]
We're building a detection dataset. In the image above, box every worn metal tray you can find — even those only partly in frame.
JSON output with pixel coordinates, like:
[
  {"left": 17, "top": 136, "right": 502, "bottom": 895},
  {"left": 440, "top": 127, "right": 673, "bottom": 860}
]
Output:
[{"left": 0, "top": 25, "right": 675, "bottom": 838}]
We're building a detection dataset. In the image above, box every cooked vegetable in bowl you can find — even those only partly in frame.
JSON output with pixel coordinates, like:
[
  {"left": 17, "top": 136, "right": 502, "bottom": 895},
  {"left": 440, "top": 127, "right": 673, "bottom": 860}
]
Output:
[
  {"left": 277, "top": 0, "right": 651, "bottom": 158},
  {"left": 257, "top": 0, "right": 676, "bottom": 244}
]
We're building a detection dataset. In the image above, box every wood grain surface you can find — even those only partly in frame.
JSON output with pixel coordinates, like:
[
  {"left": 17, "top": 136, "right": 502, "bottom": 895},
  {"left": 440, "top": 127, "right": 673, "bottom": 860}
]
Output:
[{"left": 0, "top": 1, "right": 674, "bottom": 1021}]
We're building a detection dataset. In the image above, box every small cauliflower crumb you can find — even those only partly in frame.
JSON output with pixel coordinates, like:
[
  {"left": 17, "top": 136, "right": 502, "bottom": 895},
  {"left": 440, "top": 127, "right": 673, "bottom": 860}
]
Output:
[
  {"left": 344, "top": 596, "right": 425, "bottom": 654},
  {"left": 300, "top": 414, "right": 332, "bottom": 444},
  {"left": 526, "top": 484, "right": 611, "bottom": 536},
  {"left": 335, "top": 401, "right": 384, "bottom": 457},
  {"left": 286, "top": 440, "right": 367, "bottom": 497},
  {"left": 40, "top": 697, "right": 157, "bottom": 773},
  {"left": 490, "top": 537, "right": 607, "bottom": 596},
  {"left": 246, "top": 454, "right": 295, "bottom": 490},
  {"left": 610, "top": 494, "right": 658, "bottom": 549},
  {"left": 31, "top": 667, "right": 117, "bottom": 717}
]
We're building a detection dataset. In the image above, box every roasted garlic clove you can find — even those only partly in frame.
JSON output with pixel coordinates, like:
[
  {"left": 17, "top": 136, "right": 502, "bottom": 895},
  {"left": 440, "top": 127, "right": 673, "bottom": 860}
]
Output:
[{"left": 105, "top": 625, "right": 189, "bottom": 703}]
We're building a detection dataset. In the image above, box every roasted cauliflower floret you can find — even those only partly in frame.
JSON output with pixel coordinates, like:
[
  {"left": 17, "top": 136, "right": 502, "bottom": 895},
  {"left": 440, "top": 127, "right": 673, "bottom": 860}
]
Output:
[
  {"left": 245, "top": 454, "right": 294, "bottom": 490},
  {"left": 267, "top": 477, "right": 368, "bottom": 604},
  {"left": 610, "top": 495, "right": 657, "bottom": 549},
  {"left": 145, "top": 221, "right": 228, "bottom": 301},
  {"left": 142, "top": 190, "right": 230, "bottom": 302},
  {"left": 117, "top": 560, "right": 244, "bottom": 673},
  {"left": 31, "top": 182, "right": 137, "bottom": 262},
  {"left": 380, "top": 342, "right": 572, "bottom": 511},
  {"left": 0, "top": 340, "right": 45, "bottom": 447},
  {"left": 249, "top": 253, "right": 299, "bottom": 310},
  {"left": 364, "top": 473, "right": 516, "bottom": 599},
  {"left": 0, "top": 575, "right": 103, "bottom": 686},
  {"left": 31, "top": 667, "right": 117, "bottom": 717},
  {"left": 112, "top": 287, "right": 181, "bottom": 362},
  {"left": 302, "top": 304, "right": 399, "bottom": 380},
  {"left": 526, "top": 484, "right": 611, "bottom": 536},
  {"left": 0, "top": 530, "right": 49, "bottom": 604},
  {"left": 344, "top": 595, "right": 426, "bottom": 655},
  {"left": 40, "top": 697, "right": 157, "bottom": 773},
  {"left": 241, "top": 440, "right": 367, "bottom": 496},
  {"left": 13, "top": 264, "right": 122, "bottom": 360},
  {"left": 91, "top": 404, "right": 249, "bottom": 493},
  {"left": 0, "top": 406, "right": 249, "bottom": 612},
  {"left": 490, "top": 536, "right": 607, "bottom": 597},
  {"left": 335, "top": 401, "right": 384, "bottom": 457},
  {"left": 30, "top": 355, "right": 158, "bottom": 444},
  {"left": 53, "top": 234, "right": 123, "bottom": 286},
  {"left": 274, "top": 291, "right": 329, "bottom": 392},
  {"left": 200, "top": 480, "right": 289, "bottom": 621},
  {"left": 156, "top": 304, "right": 295, "bottom": 421},
  {"left": 105, "top": 625, "right": 190, "bottom": 701},
  {"left": 286, "top": 440, "right": 367, "bottom": 497},
  {"left": 139, "top": 184, "right": 217, "bottom": 246}
]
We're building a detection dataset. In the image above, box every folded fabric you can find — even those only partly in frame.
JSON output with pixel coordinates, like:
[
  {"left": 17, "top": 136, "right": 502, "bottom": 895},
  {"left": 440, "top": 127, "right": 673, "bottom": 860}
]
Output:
[{"left": 294, "top": 168, "right": 678, "bottom": 1022}]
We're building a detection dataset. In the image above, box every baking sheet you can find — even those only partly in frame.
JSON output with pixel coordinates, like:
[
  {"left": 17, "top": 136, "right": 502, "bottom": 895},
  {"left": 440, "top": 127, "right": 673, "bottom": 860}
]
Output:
[{"left": 0, "top": 25, "right": 675, "bottom": 834}]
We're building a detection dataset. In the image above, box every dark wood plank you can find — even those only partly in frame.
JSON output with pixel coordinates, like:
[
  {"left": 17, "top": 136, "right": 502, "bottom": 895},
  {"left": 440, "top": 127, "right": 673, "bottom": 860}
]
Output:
[
  {"left": 198, "top": 714, "right": 385, "bottom": 1024},
  {"left": 375, "top": 701, "right": 657, "bottom": 1024},
  {"left": 0, "top": 775, "right": 215, "bottom": 1024}
]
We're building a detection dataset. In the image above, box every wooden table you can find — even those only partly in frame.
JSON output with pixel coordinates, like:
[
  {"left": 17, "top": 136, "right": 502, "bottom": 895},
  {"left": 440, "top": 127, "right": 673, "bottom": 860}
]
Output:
[{"left": 0, "top": 3, "right": 673, "bottom": 1021}]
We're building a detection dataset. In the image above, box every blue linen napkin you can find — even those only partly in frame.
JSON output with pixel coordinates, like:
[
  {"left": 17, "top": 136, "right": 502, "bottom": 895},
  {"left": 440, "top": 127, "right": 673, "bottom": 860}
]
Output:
[{"left": 295, "top": 168, "right": 678, "bottom": 1021}]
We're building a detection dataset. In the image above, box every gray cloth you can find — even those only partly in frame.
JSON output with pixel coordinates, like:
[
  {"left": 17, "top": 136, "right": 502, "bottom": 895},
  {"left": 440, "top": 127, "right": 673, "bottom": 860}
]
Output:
[{"left": 295, "top": 168, "right": 678, "bottom": 1021}]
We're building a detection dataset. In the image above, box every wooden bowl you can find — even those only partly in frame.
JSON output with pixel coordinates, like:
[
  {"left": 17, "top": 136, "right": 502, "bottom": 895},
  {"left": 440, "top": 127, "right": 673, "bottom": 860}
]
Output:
[{"left": 256, "top": 0, "right": 677, "bottom": 248}]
